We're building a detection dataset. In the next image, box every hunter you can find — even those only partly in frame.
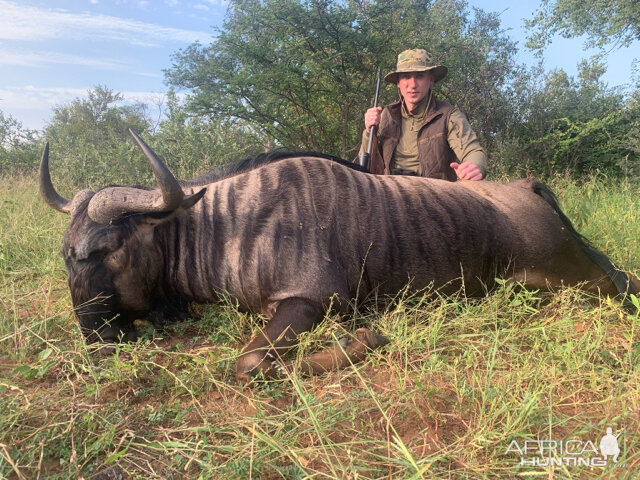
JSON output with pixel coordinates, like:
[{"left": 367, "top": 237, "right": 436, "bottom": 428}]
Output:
[{"left": 361, "top": 48, "right": 487, "bottom": 180}]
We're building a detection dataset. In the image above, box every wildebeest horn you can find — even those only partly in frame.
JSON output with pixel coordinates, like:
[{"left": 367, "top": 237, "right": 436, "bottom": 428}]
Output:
[
  {"left": 39, "top": 142, "right": 72, "bottom": 214},
  {"left": 86, "top": 130, "right": 205, "bottom": 224},
  {"left": 128, "top": 128, "right": 185, "bottom": 210}
]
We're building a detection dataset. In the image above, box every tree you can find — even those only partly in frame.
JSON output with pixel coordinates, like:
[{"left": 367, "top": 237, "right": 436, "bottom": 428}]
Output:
[
  {"left": 151, "top": 90, "right": 267, "bottom": 180},
  {"left": 44, "top": 86, "right": 152, "bottom": 188},
  {"left": 619, "top": 79, "right": 640, "bottom": 180},
  {"left": 494, "top": 58, "right": 639, "bottom": 176},
  {"left": 0, "top": 110, "right": 41, "bottom": 175},
  {"left": 165, "top": 0, "right": 519, "bottom": 158},
  {"left": 526, "top": 0, "right": 640, "bottom": 52}
]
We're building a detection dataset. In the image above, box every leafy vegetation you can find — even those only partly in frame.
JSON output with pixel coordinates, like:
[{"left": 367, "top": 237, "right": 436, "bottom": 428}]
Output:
[
  {"left": 165, "top": 0, "right": 520, "bottom": 158},
  {"left": 495, "top": 59, "right": 640, "bottom": 177},
  {"left": 0, "top": 110, "right": 42, "bottom": 175},
  {"left": 525, "top": 0, "right": 640, "bottom": 52},
  {"left": 1, "top": 175, "right": 639, "bottom": 478},
  {"left": 42, "top": 86, "right": 154, "bottom": 189},
  {"left": 3, "top": 1, "right": 639, "bottom": 182},
  {"left": 150, "top": 91, "right": 268, "bottom": 181},
  {"left": 16, "top": 87, "right": 266, "bottom": 191}
]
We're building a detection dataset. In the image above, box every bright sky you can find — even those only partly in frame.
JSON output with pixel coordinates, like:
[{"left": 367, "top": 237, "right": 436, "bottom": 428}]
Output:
[{"left": 1, "top": 0, "right": 638, "bottom": 131}]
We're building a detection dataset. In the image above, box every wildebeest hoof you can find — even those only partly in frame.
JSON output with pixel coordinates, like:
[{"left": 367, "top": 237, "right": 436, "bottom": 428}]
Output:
[
  {"left": 236, "top": 364, "right": 282, "bottom": 384},
  {"left": 133, "top": 318, "right": 154, "bottom": 330},
  {"left": 235, "top": 369, "right": 256, "bottom": 384},
  {"left": 354, "top": 328, "right": 390, "bottom": 350},
  {"left": 236, "top": 352, "right": 282, "bottom": 383}
]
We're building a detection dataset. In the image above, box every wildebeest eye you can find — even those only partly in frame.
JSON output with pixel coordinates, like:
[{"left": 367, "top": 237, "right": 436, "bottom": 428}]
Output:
[
  {"left": 66, "top": 238, "right": 120, "bottom": 262},
  {"left": 86, "top": 248, "right": 111, "bottom": 262},
  {"left": 65, "top": 225, "right": 125, "bottom": 262}
]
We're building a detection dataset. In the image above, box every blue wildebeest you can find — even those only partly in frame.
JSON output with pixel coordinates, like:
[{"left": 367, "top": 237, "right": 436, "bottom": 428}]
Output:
[{"left": 40, "top": 130, "right": 638, "bottom": 382}]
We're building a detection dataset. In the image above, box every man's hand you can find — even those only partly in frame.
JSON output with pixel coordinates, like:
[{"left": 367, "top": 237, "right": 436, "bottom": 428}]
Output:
[
  {"left": 364, "top": 107, "right": 383, "bottom": 133},
  {"left": 450, "top": 162, "right": 483, "bottom": 181}
]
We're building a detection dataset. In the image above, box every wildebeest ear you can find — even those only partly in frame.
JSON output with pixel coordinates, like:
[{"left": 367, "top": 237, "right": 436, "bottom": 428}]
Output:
[
  {"left": 142, "top": 187, "right": 207, "bottom": 227},
  {"left": 181, "top": 187, "right": 207, "bottom": 209}
]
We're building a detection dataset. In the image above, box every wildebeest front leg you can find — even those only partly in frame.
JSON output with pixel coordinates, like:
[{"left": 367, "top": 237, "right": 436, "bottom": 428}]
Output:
[
  {"left": 290, "top": 328, "right": 390, "bottom": 376},
  {"left": 236, "top": 297, "right": 323, "bottom": 382}
]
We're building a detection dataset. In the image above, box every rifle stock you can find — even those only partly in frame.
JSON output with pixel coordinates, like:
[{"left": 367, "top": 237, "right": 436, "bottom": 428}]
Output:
[{"left": 367, "top": 131, "right": 378, "bottom": 171}]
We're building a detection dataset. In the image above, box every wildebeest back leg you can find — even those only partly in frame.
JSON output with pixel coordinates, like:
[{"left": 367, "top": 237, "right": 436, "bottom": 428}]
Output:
[
  {"left": 519, "top": 179, "right": 639, "bottom": 307},
  {"left": 236, "top": 297, "right": 323, "bottom": 382}
]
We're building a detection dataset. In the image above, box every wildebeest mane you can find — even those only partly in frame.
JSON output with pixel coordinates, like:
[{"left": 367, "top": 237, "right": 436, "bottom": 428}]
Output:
[{"left": 182, "top": 149, "right": 367, "bottom": 187}]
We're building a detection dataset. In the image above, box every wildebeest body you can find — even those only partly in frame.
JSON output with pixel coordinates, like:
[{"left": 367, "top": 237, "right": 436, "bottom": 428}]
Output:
[
  {"left": 154, "top": 159, "right": 601, "bottom": 310},
  {"left": 41, "top": 132, "right": 638, "bottom": 381},
  {"left": 149, "top": 160, "right": 506, "bottom": 310}
]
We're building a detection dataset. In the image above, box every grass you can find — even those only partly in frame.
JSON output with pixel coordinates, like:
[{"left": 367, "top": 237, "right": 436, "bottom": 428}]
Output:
[{"left": 1, "top": 174, "right": 639, "bottom": 479}]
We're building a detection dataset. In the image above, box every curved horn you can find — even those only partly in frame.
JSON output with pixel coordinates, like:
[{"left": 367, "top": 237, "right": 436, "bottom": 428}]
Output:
[
  {"left": 87, "top": 131, "right": 206, "bottom": 224},
  {"left": 128, "top": 129, "right": 184, "bottom": 211},
  {"left": 88, "top": 186, "right": 206, "bottom": 224},
  {"left": 39, "top": 142, "right": 72, "bottom": 213}
]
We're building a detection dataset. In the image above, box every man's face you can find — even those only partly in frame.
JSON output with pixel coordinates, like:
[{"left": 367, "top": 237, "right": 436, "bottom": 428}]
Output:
[{"left": 397, "top": 71, "right": 433, "bottom": 110}]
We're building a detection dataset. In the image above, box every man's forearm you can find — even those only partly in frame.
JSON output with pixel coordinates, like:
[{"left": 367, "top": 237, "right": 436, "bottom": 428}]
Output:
[{"left": 460, "top": 149, "right": 487, "bottom": 177}]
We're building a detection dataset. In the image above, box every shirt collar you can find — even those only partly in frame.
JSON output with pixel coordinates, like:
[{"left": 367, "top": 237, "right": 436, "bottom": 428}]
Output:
[{"left": 401, "top": 89, "right": 432, "bottom": 118}]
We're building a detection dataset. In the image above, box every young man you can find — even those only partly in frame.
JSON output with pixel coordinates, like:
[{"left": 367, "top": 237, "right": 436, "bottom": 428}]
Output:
[{"left": 361, "top": 49, "right": 487, "bottom": 181}]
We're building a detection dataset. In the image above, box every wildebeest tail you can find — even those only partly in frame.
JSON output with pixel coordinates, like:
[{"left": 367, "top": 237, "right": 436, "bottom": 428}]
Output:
[{"left": 531, "top": 181, "right": 637, "bottom": 307}]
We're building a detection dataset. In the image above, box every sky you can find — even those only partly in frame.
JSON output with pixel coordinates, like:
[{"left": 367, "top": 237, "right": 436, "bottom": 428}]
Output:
[{"left": 1, "top": 0, "right": 638, "bottom": 131}]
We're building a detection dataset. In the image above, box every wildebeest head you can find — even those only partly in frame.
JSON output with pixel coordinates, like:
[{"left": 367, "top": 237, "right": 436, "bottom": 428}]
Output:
[{"left": 40, "top": 130, "right": 205, "bottom": 343}]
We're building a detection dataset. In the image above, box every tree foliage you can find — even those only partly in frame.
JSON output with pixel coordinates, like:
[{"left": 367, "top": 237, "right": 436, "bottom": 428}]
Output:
[
  {"left": 151, "top": 90, "right": 267, "bottom": 180},
  {"left": 0, "top": 110, "right": 41, "bottom": 175},
  {"left": 44, "top": 86, "right": 153, "bottom": 189},
  {"left": 495, "top": 59, "right": 640, "bottom": 176},
  {"left": 165, "top": 0, "right": 519, "bottom": 158},
  {"left": 2, "top": 1, "right": 639, "bottom": 182},
  {"left": 525, "top": 0, "right": 640, "bottom": 52},
  {"left": 39, "top": 87, "right": 267, "bottom": 188}
]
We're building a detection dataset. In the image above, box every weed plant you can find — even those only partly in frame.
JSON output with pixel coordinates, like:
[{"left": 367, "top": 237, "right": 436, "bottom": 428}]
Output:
[{"left": 1, "top": 175, "right": 639, "bottom": 479}]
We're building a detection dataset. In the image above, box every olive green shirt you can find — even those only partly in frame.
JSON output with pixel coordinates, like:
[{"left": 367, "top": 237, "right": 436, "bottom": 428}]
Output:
[{"left": 361, "top": 95, "right": 488, "bottom": 176}]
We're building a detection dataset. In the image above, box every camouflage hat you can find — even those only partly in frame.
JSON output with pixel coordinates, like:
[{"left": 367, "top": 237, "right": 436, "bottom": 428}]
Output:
[{"left": 384, "top": 49, "right": 448, "bottom": 84}]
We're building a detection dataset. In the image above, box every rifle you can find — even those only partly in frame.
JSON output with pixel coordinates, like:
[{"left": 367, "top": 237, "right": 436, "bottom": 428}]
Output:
[{"left": 358, "top": 67, "right": 382, "bottom": 171}]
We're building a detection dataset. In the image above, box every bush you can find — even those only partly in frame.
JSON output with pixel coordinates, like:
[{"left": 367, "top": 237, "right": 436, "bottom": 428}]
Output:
[{"left": 0, "top": 110, "right": 42, "bottom": 176}]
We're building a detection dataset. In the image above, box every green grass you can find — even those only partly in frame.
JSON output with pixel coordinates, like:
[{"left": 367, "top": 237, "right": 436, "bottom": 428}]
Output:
[{"left": 1, "top": 175, "right": 639, "bottom": 479}]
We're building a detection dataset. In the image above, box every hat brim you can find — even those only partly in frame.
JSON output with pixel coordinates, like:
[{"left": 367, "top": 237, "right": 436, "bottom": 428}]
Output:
[{"left": 384, "top": 65, "right": 448, "bottom": 84}]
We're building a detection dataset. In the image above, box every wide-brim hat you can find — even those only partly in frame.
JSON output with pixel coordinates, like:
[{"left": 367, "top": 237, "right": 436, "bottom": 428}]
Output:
[{"left": 384, "top": 49, "right": 448, "bottom": 84}]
